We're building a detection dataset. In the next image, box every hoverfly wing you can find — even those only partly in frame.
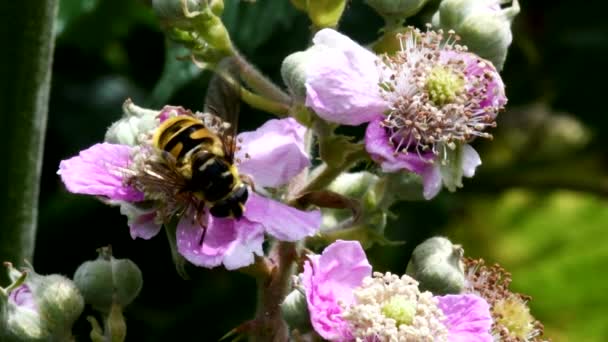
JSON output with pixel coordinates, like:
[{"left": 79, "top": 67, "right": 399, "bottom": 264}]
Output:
[{"left": 204, "top": 57, "right": 242, "bottom": 162}]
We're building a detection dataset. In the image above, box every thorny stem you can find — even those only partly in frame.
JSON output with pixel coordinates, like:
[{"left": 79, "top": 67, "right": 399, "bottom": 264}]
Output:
[
  {"left": 252, "top": 241, "right": 297, "bottom": 342},
  {"left": 0, "top": 0, "right": 58, "bottom": 285}
]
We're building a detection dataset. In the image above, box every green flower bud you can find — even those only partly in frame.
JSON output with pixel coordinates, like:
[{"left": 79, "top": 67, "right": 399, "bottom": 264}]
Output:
[
  {"left": 73, "top": 247, "right": 143, "bottom": 313},
  {"left": 406, "top": 237, "right": 465, "bottom": 295},
  {"left": 296, "top": 0, "right": 347, "bottom": 29},
  {"left": 432, "top": 0, "right": 520, "bottom": 70},
  {"left": 1, "top": 263, "right": 84, "bottom": 341},
  {"left": 366, "top": 0, "right": 430, "bottom": 21},
  {"left": 372, "top": 27, "right": 414, "bottom": 54},
  {"left": 280, "top": 289, "right": 312, "bottom": 333},
  {"left": 152, "top": 0, "right": 201, "bottom": 28},
  {"left": 153, "top": 0, "right": 233, "bottom": 56}
]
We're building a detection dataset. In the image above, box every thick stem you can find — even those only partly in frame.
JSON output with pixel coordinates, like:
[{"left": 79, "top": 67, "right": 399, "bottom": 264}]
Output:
[
  {"left": 0, "top": 0, "right": 57, "bottom": 284},
  {"left": 240, "top": 87, "right": 290, "bottom": 117},
  {"left": 252, "top": 241, "right": 296, "bottom": 342}
]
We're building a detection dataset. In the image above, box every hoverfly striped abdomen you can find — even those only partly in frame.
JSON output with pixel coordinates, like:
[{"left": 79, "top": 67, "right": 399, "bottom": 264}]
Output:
[
  {"left": 153, "top": 116, "right": 225, "bottom": 164},
  {"left": 189, "top": 151, "right": 236, "bottom": 202}
]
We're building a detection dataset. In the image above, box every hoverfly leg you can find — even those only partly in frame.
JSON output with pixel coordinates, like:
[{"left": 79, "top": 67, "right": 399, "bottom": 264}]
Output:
[
  {"left": 195, "top": 201, "right": 208, "bottom": 246},
  {"left": 240, "top": 174, "right": 255, "bottom": 192}
]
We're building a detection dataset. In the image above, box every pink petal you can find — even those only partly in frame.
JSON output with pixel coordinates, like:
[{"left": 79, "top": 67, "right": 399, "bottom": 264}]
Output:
[
  {"left": 305, "top": 29, "right": 387, "bottom": 126},
  {"left": 460, "top": 52, "right": 507, "bottom": 112},
  {"left": 244, "top": 192, "right": 321, "bottom": 241},
  {"left": 58, "top": 143, "right": 144, "bottom": 202},
  {"left": 236, "top": 118, "right": 310, "bottom": 188},
  {"left": 364, "top": 117, "right": 434, "bottom": 174},
  {"left": 176, "top": 208, "right": 265, "bottom": 270},
  {"left": 436, "top": 294, "right": 493, "bottom": 342},
  {"left": 176, "top": 209, "right": 235, "bottom": 269},
  {"left": 461, "top": 144, "right": 481, "bottom": 178},
  {"left": 120, "top": 203, "right": 162, "bottom": 240},
  {"left": 222, "top": 219, "right": 265, "bottom": 270},
  {"left": 421, "top": 165, "right": 443, "bottom": 200},
  {"left": 158, "top": 105, "right": 191, "bottom": 122},
  {"left": 9, "top": 285, "right": 37, "bottom": 311},
  {"left": 301, "top": 240, "right": 371, "bottom": 341}
]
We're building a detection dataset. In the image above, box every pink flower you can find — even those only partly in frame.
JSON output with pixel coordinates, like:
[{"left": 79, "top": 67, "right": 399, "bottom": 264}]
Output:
[
  {"left": 58, "top": 115, "right": 321, "bottom": 270},
  {"left": 305, "top": 28, "right": 506, "bottom": 199},
  {"left": 299, "top": 240, "right": 493, "bottom": 341},
  {"left": 300, "top": 240, "right": 372, "bottom": 341}
]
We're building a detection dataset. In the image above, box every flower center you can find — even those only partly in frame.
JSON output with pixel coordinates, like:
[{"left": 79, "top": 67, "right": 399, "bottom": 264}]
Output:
[
  {"left": 493, "top": 296, "right": 536, "bottom": 340},
  {"left": 425, "top": 66, "right": 465, "bottom": 106},
  {"left": 341, "top": 272, "right": 448, "bottom": 341},
  {"left": 381, "top": 296, "right": 416, "bottom": 326}
]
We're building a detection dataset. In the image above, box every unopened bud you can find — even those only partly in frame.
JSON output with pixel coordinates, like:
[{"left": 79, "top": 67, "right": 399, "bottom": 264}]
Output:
[
  {"left": 366, "top": 0, "right": 430, "bottom": 21},
  {"left": 406, "top": 237, "right": 465, "bottom": 295},
  {"left": 432, "top": 0, "right": 520, "bottom": 70},
  {"left": 281, "top": 46, "right": 326, "bottom": 102},
  {"left": 105, "top": 100, "right": 192, "bottom": 146},
  {"left": 153, "top": 0, "right": 233, "bottom": 55},
  {"left": 281, "top": 289, "right": 312, "bottom": 333},
  {"left": 1, "top": 263, "right": 84, "bottom": 341},
  {"left": 73, "top": 247, "right": 143, "bottom": 313},
  {"left": 293, "top": 0, "right": 347, "bottom": 28}
]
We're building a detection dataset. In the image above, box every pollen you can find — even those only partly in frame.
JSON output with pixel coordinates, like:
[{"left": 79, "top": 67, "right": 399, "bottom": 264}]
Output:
[
  {"left": 341, "top": 272, "right": 448, "bottom": 341},
  {"left": 425, "top": 66, "right": 465, "bottom": 106},
  {"left": 493, "top": 295, "right": 537, "bottom": 340}
]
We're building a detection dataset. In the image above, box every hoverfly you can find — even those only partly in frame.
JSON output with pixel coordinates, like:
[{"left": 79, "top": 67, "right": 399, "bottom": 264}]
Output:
[{"left": 128, "top": 59, "right": 247, "bottom": 243}]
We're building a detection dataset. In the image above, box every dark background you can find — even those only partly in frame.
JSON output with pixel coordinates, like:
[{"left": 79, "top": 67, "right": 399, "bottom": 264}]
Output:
[{"left": 34, "top": 0, "right": 608, "bottom": 340}]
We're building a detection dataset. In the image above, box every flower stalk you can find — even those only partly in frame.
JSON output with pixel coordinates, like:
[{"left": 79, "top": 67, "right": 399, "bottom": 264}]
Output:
[{"left": 0, "top": 0, "right": 58, "bottom": 284}]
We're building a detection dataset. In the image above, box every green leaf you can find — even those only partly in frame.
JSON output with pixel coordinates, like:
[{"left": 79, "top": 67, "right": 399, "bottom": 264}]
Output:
[{"left": 448, "top": 190, "right": 608, "bottom": 342}]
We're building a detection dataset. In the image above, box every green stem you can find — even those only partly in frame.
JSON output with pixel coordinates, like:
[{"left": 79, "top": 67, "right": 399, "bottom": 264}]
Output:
[
  {"left": 240, "top": 87, "right": 290, "bottom": 117},
  {"left": 234, "top": 52, "right": 291, "bottom": 105},
  {"left": 297, "top": 147, "right": 369, "bottom": 197},
  {"left": 0, "top": 0, "right": 57, "bottom": 285}
]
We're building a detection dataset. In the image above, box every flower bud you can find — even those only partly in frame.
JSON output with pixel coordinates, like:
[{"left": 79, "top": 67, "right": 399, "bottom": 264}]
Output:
[
  {"left": 293, "top": 0, "right": 347, "bottom": 28},
  {"left": 105, "top": 100, "right": 192, "bottom": 146},
  {"left": 153, "top": 0, "right": 233, "bottom": 55},
  {"left": 280, "top": 289, "right": 312, "bottom": 333},
  {"left": 432, "top": 0, "right": 520, "bottom": 70},
  {"left": 366, "top": 0, "right": 430, "bottom": 21},
  {"left": 406, "top": 237, "right": 465, "bottom": 295},
  {"left": 1, "top": 263, "right": 84, "bottom": 341},
  {"left": 281, "top": 45, "right": 328, "bottom": 103},
  {"left": 105, "top": 99, "right": 160, "bottom": 146},
  {"left": 73, "top": 247, "right": 143, "bottom": 313}
]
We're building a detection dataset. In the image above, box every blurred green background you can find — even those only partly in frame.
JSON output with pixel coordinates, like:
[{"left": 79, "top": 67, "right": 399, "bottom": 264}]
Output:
[{"left": 31, "top": 0, "right": 608, "bottom": 340}]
